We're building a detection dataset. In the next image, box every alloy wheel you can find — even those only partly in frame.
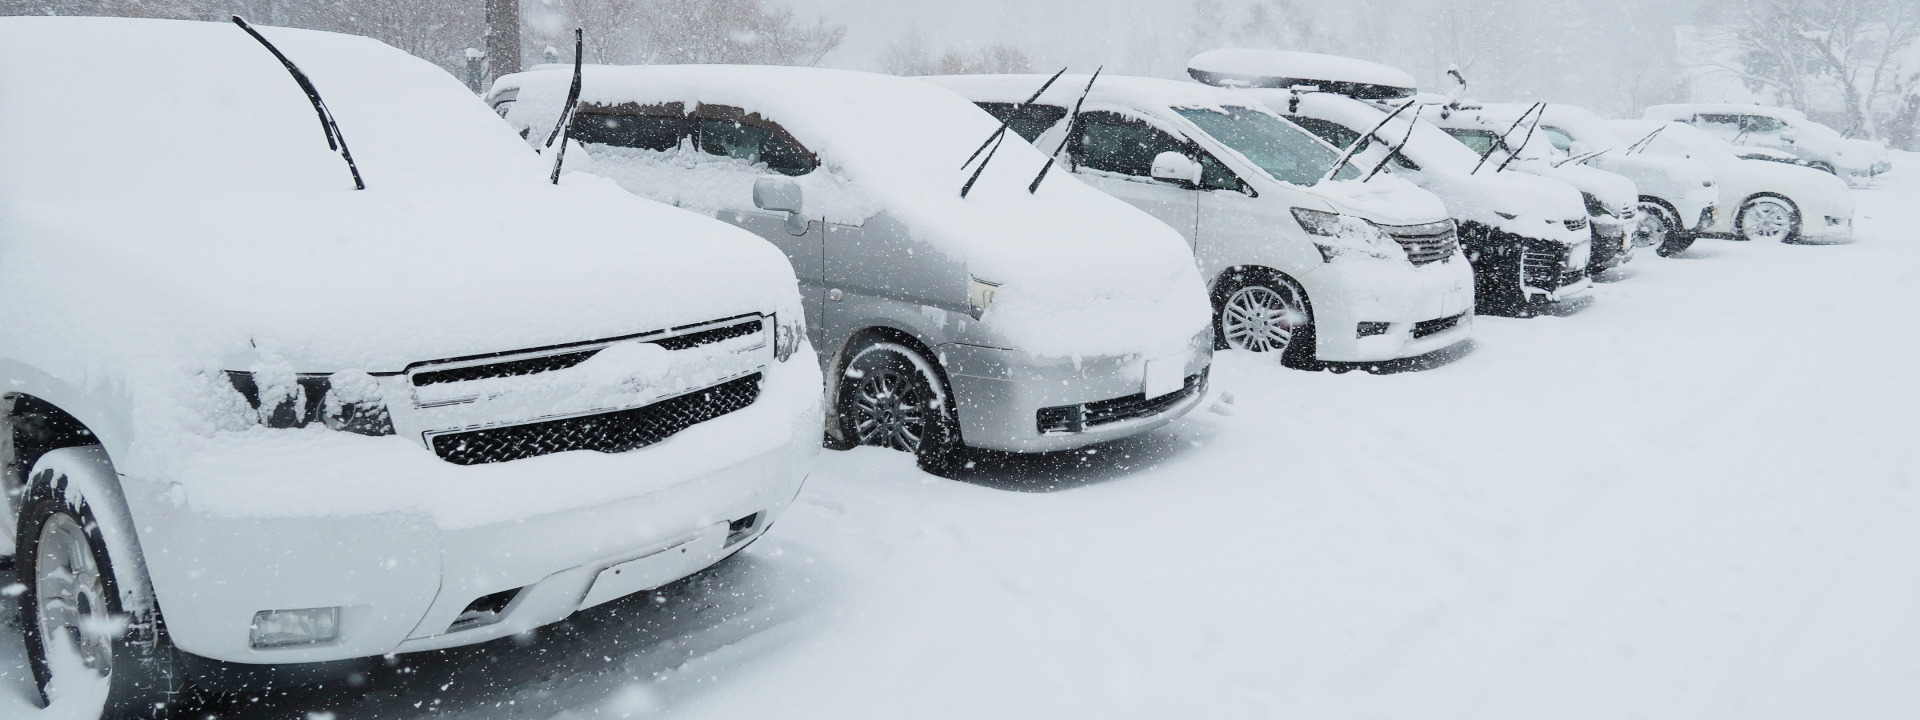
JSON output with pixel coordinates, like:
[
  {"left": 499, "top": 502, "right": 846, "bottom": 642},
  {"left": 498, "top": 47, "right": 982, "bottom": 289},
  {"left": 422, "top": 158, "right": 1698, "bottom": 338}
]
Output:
[
  {"left": 35, "top": 513, "right": 113, "bottom": 680},
  {"left": 1221, "top": 285, "right": 1307, "bottom": 354},
  {"left": 1739, "top": 199, "right": 1795, "bottom": 242},
  {"left": 1634, "top": 202, "right": 1670, "bottom": 248},
  {"left": 850, "top": 367, "right": 927, "bottom": 453}
]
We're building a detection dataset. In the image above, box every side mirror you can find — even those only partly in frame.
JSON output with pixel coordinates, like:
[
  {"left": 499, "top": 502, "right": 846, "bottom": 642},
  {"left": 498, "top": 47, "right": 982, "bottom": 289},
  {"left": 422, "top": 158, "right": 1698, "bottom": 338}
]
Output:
[
  {"left": 753, "top": 176, "right": 809, "bottom": 236},
  {"left": 1150, "top": 151, "right": 1202, "bottom": 186}
]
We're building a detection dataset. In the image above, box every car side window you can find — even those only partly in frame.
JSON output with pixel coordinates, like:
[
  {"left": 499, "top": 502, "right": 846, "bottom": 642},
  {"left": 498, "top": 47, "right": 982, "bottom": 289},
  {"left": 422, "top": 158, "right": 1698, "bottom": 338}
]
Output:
[
  {"left": 1743, "top": 115, "right": 1785, "bottom": 133},
  {"left": 1070, "top": 111, "right": 1237, "bottom": 190},
  {"left": 694, "top": 105, "right": 819, "bottom": 176},
  {"left": 572, "top": 110, "right": 694, "bottom": 151},
  {"left": 1286, "top": 116, "right": 1364, "bottom": 151},
  {"left": 974, "top": 102, "right": 1069, "bottom": 143},
  {"left": 1541, "top": 127, "right": 1575, "bottom": 152}
]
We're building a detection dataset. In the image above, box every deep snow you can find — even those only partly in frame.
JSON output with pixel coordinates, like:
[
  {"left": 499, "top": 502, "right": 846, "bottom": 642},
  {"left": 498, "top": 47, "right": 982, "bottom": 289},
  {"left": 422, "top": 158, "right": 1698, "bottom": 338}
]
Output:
[{"left": 4, "top": 157, "right": 1917, "bottom": 719}]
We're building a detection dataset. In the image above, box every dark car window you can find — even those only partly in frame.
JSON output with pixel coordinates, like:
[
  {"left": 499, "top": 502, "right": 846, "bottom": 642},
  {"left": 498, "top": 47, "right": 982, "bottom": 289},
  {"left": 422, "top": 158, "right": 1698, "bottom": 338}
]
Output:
[
  {"left": 572, "top": 112, "right": 694, "bottom": 151},
  {"left": 1443, "top": 128, "right": 1501, "bottom": 156},
  {"left": 1286, "top": 116, "right": 1364, "bottom": 151},
  {"left": 974, "top": 101, "right": 1070, "bottom": 143},
  {"left": 694, "top": 105, "right": 818, "bottom": 176}
]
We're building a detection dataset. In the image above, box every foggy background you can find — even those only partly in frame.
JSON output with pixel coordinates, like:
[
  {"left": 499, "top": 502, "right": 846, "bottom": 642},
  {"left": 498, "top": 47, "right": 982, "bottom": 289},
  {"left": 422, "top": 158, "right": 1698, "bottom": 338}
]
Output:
[{"left": 5, "top": 0, "right": 1916, "bottom": 145}]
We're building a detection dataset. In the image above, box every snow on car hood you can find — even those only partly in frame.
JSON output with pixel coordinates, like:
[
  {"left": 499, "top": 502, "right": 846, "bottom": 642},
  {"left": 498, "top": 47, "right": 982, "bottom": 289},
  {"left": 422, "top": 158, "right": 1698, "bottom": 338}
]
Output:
[
  {"left": 498, "top": 65, "right": 1211, "bottom": 360},
  {"left": 0, "top": 20, "right": 799, "bottom": 403}
]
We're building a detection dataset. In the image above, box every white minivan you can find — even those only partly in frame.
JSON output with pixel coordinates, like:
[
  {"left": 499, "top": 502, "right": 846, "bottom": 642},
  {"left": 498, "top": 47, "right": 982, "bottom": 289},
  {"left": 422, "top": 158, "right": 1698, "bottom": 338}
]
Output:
[
  {"left": 934, "top": 74, "right": 1475, "bottom": 367},
  {"left": 1, "top": 17, "right": 819, "bottom": 717},
  {"left": 492, "top": 65, "right": 1214, "bottom": 468}
]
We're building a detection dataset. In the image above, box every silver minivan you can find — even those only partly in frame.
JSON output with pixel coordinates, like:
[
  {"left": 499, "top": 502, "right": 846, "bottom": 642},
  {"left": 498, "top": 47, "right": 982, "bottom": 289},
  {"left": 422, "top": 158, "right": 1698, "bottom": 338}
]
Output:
[{"left": 491, "top": 65, "right": 1215, "bottom": 471}]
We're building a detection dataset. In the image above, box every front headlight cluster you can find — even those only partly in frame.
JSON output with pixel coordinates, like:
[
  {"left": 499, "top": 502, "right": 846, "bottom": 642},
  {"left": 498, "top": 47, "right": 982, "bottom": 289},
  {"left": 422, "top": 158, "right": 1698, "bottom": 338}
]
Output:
[
  {"left": 1582, "top": 192, "right": 1610, "bottom": 218},
  {"left": 772, "top": 312, "right": 804, "bottom": 362},
  {"left": 1292, "top": 207, "right": 1398, "bottom": 262},
  {"left": 967, "top": 277, "right": 1001, "bottom": 320},
  {"left": 226, "top": 369, "right": 394, "bottom": 436}
]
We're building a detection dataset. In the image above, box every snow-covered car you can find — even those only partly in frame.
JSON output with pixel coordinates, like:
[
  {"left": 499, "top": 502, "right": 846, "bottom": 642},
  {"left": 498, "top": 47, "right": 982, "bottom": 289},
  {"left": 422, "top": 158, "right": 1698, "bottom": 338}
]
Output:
[
  {"left": 490, "top": 66, "right": 1213, "bottom": 468},
  {"left": 932, "top": 73, "right": 1474, "bottom": 367},
  {"left": 0, "top": 17, "right": 822, "bottom": 716},
  {"left": 1187, "top": 50, "right": 1593, "bottom": 315},
  {"left": 1508, "top": 104, "right": 1721, "bottom": 255},
  {"left": 1429, "top": 109, "right": 1642, "bottom": 272},
  {"left": 1644, "top": 103, "right": 1893, "bottom": 179},
  {"left": 1611, "top": 120, "right": 1855, "bottom": 243}
]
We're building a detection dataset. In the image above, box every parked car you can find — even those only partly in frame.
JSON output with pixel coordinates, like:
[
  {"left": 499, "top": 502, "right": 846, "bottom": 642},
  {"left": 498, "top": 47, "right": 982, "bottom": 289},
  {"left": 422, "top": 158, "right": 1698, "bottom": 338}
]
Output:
[
  {"left": 1182, "top": 52, "right": 1590, "bottom": 315},
  {"left": 0, "top": 17, "right": 822, "bottom": 717},
  {"left": 1428, "top": 107, "right": 1643, "bottom": 273},
  {"left": 931, "top": 73, "right": 1474, "bottom": 367},
  {"left": 491, "top": 65, "right": 1214, "bottom": 468},
  {"left": 1501, "top": 103, "right": 1721, "bottom": 255},
  {"left": 1644, "top": 103, "right": 1892, "bottom": 179},
  {"left": 1611, "top": 120, "right": 1855, "bottom": 243}
]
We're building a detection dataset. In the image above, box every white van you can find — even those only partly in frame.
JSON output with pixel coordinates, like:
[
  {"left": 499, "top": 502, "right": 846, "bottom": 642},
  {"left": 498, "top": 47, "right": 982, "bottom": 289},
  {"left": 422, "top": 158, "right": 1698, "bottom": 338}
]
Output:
[
  {"left": 934, "top": 74, "right": 1475, "bottom": 367},
  {"left": 492, "top": 65, "right": 1214, "bottom": 468},
  {"left": 0, "top": 17, "right": 819, "bottom": 717},
  {"left": 1645, "top": 103, "right": 1892, "bottom": 179}
]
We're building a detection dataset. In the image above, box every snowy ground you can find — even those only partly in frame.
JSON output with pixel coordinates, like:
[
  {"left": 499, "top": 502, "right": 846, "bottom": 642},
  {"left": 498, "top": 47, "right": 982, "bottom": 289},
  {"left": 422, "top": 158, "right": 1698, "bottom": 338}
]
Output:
[{"left": 4, "top": 155, "right": 1918, "bottom": 719}]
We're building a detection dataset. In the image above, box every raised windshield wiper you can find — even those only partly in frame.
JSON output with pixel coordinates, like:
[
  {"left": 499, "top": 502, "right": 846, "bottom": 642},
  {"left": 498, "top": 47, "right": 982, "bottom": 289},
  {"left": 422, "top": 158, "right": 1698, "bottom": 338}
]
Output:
[
  {"left": 1362, "top": 103, "right": 1422, "bottom": 181},
  {"left": 232, "top": 16, "right": 364, "bottom": 190},
  {"left": 1626, "top": 126, "right": 1664, "bottom": 155},
  {"left": 1495, "top": 106, "right": 1545, "bottom": 172},
  {"left": 960, "top": 67, "right": 1066, "bottom": 199},
  {"left": 1471, "top": 101, "right": 1540, "bottom": 175},
  {"left": 1028, "top": 67, "right": 1101, "bottom": 194},
  {"left": 1321, "top": 98, "right": 1415, "bottom": 183},
  {"left": 544, "top": 29, "right": 585, "bottom": 185}
]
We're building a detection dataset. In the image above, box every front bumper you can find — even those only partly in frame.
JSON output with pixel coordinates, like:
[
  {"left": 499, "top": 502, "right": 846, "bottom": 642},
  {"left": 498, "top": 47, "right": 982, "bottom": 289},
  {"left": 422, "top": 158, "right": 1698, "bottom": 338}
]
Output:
[
  {"left": 127, "top": 374, "right": 820, "bottom": 665},
  {"left": 938, "top": 340, "right": 1212, "bottom": 453},
  {"left": 1299, "top": 254, "right": 1476, "bottom": 362}
]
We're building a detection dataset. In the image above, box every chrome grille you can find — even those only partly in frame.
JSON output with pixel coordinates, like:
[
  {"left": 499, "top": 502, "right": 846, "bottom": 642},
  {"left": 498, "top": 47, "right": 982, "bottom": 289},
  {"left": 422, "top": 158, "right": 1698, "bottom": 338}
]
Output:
[
  {"left": 409, "top": 316, "right": 765, "bottom": 389},
  {"left": 428, "top": 373, "right": 762, "bottom": 465},
  {"left": 1520, "top": 240, "right": 1585, "bottom": 291},
  {"left": 1381, "top": 221, "right": 1458, "bottom": 266}
]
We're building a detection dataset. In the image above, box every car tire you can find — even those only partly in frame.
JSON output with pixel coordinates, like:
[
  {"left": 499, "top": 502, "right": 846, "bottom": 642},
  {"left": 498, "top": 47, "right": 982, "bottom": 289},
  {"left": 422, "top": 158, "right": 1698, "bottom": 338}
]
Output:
[
  {"left": 1213, "top": 272, "right": 1316, "bottom": 369},
  {"left": 17, "top": 450, "right": 184, "bottom": 719},
  {"left": 836, "top": 341, "right": 961, "bottom": 473},
  {"left": 1634, "top": 201, "right": 1675, "bottom": 249},
  {"left": 1736, "top": 196, "right": 1800, "bottom": 242}
]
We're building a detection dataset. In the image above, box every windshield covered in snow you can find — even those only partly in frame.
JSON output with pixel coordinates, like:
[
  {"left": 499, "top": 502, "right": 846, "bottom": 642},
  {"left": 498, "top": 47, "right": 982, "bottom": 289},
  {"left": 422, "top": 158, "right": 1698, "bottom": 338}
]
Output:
[{"left": 1175, "top": 106, "right": 1358, "bottom": 185}]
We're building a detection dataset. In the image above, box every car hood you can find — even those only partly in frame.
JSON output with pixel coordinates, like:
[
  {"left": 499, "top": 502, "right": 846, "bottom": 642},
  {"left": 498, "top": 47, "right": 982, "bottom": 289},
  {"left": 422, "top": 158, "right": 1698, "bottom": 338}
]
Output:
[{"left": 1512, "top": 161, "right": 1638, "bottom": 214}]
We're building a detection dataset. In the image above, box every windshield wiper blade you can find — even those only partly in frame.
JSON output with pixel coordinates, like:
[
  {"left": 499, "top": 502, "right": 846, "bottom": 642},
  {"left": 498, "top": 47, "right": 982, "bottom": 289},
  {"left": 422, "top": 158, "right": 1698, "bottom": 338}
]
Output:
[
  {"left": 1554, "top": 147, "right": 1609, "bottom": 168},
  {"left": 1028, "top": 66, "right": 1101, "bottom": 194},
  {"left": 545, "top": 29, "right": 585, "bottom": 185},
  {"left": 1321, "top": 98, "right": 1415, "bottom": 183},
  {"left": 1471, "top": 102, "right": 1540, "bottom": 175},
  {"left": 232, "top": 16, "right": 364, "bottom": 190},
  {"left": 1626, "top": 126, "right": 1664, "bottom": 155},
  {"left": 960, "top": 67, "right": 1066, "bottom": 199},
  {"left": 1363, "top": 103, "right": 1422, "bottom": 182},
  {"left": 1495, "top": 106, "right": 1545, "bottom": 172}
]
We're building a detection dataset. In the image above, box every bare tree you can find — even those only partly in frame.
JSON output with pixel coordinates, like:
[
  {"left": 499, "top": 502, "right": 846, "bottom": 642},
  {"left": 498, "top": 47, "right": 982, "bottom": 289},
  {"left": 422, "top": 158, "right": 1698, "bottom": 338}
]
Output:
[
  {"left": 879, "top": 28, "right": 938, "bottom": 76},
  {"left": 1716, "top": 0, "right": 1920, "bottom": 137}
]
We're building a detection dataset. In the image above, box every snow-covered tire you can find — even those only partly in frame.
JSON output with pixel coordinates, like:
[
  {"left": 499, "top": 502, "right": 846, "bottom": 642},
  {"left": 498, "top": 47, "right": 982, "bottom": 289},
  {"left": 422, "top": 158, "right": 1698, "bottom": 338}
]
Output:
[
  {"left": 17, "top": 449, "right": 183, "bottom": 719},
  {"left": 1213, "top": 271, "right": 1316, "bottom": 369},
  {"left": 837, "top": 341, "right": 961, "bottom": 473},
  {"left": 1736, "top": 196, "right": 1799, "bottom": 242},
  {"left": 1634, "top": 200, "right": 1674, "bottom": 249}
]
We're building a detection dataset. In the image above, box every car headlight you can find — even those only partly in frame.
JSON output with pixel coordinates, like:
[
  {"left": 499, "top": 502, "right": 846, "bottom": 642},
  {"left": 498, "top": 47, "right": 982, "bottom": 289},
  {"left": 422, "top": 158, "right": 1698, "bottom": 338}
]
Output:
[
  {"left": 226, "top": 368, "right": 395, "bottom": 436},
  {"left": 772, "top": 312, "right": 804, "bottom": 362},
  {"left": 1582, "top": 192, "right": 1612, "bottom": 218},
  {"left": 1291, "top": 207, "right": 1397, "bottom": 262},
  {"left": 968, "top": 277, "right": 1001, "bottom": 320}
]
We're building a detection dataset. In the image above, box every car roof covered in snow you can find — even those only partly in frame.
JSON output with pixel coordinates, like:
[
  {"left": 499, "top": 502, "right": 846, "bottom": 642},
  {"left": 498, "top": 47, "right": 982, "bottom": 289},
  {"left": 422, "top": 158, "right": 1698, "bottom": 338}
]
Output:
[
  {"left": 1187, "top": 49, "right": 1417, "bottom": 100},
  {"left": 1644, "top": 103, "right": 1817, "bottom": 124},
  {"left": 493, "top": 64, "right": 1210, "bottom": 360},
  {"left": 0, "top": 17, "right": 798, "bottom": 374},
  {"left": 927, "top": 72, "right": 1274, "bottom": 114}
]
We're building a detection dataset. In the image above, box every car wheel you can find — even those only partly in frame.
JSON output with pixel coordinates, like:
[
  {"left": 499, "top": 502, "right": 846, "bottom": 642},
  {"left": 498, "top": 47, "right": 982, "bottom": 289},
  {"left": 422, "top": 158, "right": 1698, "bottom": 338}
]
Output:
[
  {"left": 838, "top": 341, "right": 960, "bottom": 472},
  {"left": 1214, "top": 273, "right": 1316, "bottom": 368},
  {"left": 1634, "top": 201, "right": 1674, "bottom": 248},
  {"left": 1736, "top": 197, "right": 1799, "bottom": 242},
  {"left": 17, "top": 452, "right": 184, "bottom": 719}
]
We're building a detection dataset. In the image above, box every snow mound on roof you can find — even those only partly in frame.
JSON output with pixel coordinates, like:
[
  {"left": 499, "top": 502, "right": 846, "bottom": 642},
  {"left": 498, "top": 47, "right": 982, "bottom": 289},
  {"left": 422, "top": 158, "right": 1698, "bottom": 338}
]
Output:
[
  {"left": 498, "top": 65, "right": 1211, "bottom": 360},
  {"left": 930, "top": 72, "right": 1271, "bottom": 115},
  {"left": 1188, "top": 49, "right": 1417, "bottom": 98}
]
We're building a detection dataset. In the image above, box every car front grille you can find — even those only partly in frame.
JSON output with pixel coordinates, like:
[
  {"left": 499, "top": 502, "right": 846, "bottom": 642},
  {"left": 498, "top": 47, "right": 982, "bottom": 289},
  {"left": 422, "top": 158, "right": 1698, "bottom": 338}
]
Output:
[
  {"left": 1520, "top": 240, "right": 1585, "bottom": 291},
  {"left": 429, "top": 373, "right": 762, "bottom": 465},
  {"left": 1036, "top": 372, "right": 1205, "bottom": 435},
  {"left": 410, "top": 316, "right": 764, "bottom": 387},
  {"left": 1380, "top": 221, "right": 1458, "bottom": 266},
  {"left": 1412, "top": 313, "right": 1465, "bottom": 339}
]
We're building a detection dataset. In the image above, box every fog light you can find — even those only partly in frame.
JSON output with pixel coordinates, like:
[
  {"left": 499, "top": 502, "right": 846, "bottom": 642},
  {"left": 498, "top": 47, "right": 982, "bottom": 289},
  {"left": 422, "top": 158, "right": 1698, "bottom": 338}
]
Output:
[
  {"left": 250, "top": 607, "right": 339, "bottom": 648},
  {"left": 1356, "top": 322, "right": 1390, "bottom": 338}
]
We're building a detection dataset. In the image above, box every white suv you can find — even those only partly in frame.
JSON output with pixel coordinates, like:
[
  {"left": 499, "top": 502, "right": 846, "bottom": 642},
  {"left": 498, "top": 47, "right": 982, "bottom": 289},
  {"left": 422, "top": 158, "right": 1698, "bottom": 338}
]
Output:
[{"left": 0, "top": 17, "right": 818, "bottom": 717}]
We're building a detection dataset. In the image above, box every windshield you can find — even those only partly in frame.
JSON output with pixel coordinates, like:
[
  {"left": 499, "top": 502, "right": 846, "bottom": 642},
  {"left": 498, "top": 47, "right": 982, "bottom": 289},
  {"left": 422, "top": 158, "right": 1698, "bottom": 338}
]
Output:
[
  {"left": 1175, "top": 106, "right": 1358, "bottom": 185},
  {"left": 1445, "top": 128, "right": 1500, "bottom": 156}
]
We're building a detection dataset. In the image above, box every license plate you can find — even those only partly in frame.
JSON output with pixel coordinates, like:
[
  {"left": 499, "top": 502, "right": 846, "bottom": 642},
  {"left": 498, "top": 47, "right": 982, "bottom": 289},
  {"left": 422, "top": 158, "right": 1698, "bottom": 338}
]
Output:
[
  {"left": 1143, "top": 353, "right": 1187, "bottom": 399},
  {"left": 580, "top": 522, "right": 726, "bottom": 610}
]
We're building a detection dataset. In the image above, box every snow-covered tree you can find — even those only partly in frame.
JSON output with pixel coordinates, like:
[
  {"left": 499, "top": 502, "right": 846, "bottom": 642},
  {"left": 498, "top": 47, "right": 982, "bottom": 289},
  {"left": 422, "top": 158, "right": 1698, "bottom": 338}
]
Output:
[{"left": 1715, "top": 0, "right": 1920, "bottom": 137}]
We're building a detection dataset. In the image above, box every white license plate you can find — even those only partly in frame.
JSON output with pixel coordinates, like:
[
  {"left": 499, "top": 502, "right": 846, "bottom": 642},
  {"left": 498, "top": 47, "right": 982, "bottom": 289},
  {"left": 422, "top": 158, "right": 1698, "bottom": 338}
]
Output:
[
  {"left": 1143, "top": 353, "right": 1187, "bottom": 399},
  {"left": 580, "top": 522, "right": 726, "bottom": 610}
]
